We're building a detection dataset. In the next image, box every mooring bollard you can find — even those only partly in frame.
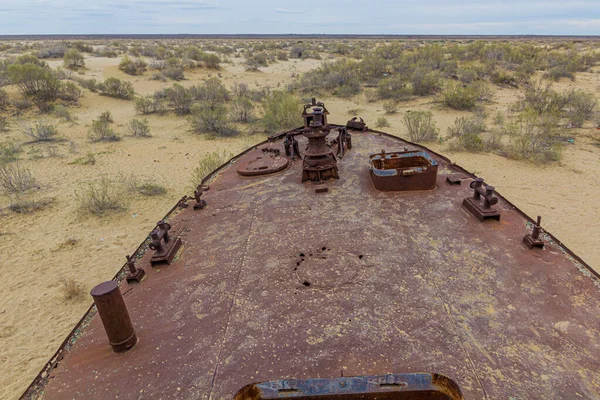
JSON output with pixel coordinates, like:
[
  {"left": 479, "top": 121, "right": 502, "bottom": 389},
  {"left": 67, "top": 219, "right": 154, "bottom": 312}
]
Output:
[
  {"left": 462, "top": 177, "right": 501, "bottom": 222},
  {"left": 90, "top": 281, "right": 137, "bottom": 353}
]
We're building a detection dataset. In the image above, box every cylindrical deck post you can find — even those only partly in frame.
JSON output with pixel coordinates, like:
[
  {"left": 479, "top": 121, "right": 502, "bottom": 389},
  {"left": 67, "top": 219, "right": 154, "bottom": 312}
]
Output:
[{"left": 90, "top": 281, "right": 137, "bottom": 353}]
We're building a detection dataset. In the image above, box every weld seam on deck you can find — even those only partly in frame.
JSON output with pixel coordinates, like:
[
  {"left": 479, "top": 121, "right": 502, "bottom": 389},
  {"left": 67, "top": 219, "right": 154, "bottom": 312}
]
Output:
[{"left": 207, "top": 200, "right": 258, "bottom": 400}]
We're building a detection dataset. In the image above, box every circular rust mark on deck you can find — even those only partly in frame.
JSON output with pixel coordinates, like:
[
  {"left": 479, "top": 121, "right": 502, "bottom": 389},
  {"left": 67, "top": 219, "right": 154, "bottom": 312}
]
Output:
[{"left": 294, "top": 249, "right": 365, "bottom": 289}]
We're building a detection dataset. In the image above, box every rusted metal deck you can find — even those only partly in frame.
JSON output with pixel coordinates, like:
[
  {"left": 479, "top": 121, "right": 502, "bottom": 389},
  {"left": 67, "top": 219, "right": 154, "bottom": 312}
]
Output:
[{"left": 31, "top": 129, "right": 600, "bottom": 399}]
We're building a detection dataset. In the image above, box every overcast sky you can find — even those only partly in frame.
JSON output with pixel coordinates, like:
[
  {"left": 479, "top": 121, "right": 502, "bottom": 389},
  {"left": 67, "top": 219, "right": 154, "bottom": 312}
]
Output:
[{"left": 1, "top": 0, "right": 599, "bottom": 35}]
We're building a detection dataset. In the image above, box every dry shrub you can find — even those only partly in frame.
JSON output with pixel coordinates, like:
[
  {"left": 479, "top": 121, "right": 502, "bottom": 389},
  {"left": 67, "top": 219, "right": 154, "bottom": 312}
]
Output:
[
  {"left": 75, "top": 177, "right": 127, "bottom": 216},
  {"left": 383, "top": 100, "right": 399, "bottom": 114},
  {"left": 375, "top": 116, "right": 390, "bottom": 128},
  {"left": 127, "top": 118, "right": 151, "bottom": 137},
  {"left": 0, "top": 163, "right": 37, "bottom": 193},
  {"left": 403, "top": 111, "right": 439, "bottom": 142},
  {"left": 447, "top": 116, "right": 486, "bottom": 152},
  {"left": 191, "top": 151, "right": 231, "bottom": 187},
  {"left": 230, "top": 97, "right": 254, "bottom": 122},
  {"left": 22, "top": 120, "right": 59, "bottom": 142},
  {"left": 506, "top": 111, "right": 564, "bottom": 163},
  {"left": 59, "top": 277, "right": 86, "bottom": 301},
  {"left": 8, "top": 197, "right": 53, "bottom": 214}
]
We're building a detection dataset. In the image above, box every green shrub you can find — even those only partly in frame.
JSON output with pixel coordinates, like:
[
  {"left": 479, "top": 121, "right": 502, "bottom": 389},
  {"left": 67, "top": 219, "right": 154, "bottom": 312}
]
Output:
[
  {"left": 191, "top": 150, "right": 231, "bottom": 187},
  {"left": 447, "top": 116, "right": 486, "bottom": 152},
  {"left": 98, "top": 111, "right": 113, "bottom": 123},
  {"left": 75, "top": 177, "right": 126, "bottom": 216},
  {"left": 410, "top": 68, "right": 440, "bottom": 96},
  {"left": 261, "top": 91, "right": 302, "bottom": 134},
  {"left": 134, "top": 96, "right": 166, "bottom": 114},
  {"left": 0, "top": 163, "right": 36, "bottom": 193},
  {"left": 403, "top": 111, "right": 439, "bottom": 142},
  {"left": 375, "top": 116, "right": 390, "bottom": 128},
  {"left": 189, "top": 103, "right": 231, "bottom": 135},
  {"left": 127, "top": 118, "right": 151, "bottom": 137},
  {"left": 118, "top": 56, "right": 147, "bottom": 75},
  {"left": 88, "top": 120, "right": 120, "bottom": 142},
  {"left": 202, "top": 53, "right": 221, "bottom": 69},
  {"left": 441, "top": 83, "right": 478, "bottom": 111},
  {"left": 63, "top": 49, "right": 85, "bottom": 69},
  {"left": 59, "top": 81, "right": 82, "bottom": 104},
  {"left": 544, "top": 66, "right": 575, "bottom": 82},
  {"left": 75, "top": 77, "right": 97, "bottom": 92},
  {"left": 190, "top": 77, "right": 230, "bottom": 109},
  {"left": 164, "top": 84, "right": 193, "bottom": 115},
  {"left": 8, "top": 63, "right": 61, "bottom": 101},
  {"left": 520, "top": 81, "right": 567, "bottom": 116},
  {"left": 298, "top": 59, "right": 361, "bottom": 97},
  {"left": 22, "top": 120, "right": 58, "bottom": 142},
  {"left": 0, "top": 141, "right": 21, "bottom": 164},
  {"left": 98, "top": 77, "right": 134, "bottom": 99},
  {"left": 245, "top": 52, "right": 269, "bottom": 71}
]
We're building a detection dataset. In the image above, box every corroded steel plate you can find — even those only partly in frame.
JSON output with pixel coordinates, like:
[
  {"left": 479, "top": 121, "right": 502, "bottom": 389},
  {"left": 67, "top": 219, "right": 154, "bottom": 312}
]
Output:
[{"left": 31, "top": 129, "right": 600, "bottom": 400}]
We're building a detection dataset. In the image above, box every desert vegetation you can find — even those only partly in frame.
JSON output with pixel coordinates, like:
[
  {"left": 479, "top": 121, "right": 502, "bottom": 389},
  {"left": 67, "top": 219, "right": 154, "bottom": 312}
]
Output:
[{"left": 0, "top": 36, "right": 599, "bottom": 400}]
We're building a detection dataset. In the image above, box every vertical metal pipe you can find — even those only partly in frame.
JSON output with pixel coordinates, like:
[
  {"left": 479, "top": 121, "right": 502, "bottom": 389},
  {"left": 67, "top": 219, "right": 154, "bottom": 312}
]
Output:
[{"left": 90, "top": 281, "right": 137, "bottom": 353}]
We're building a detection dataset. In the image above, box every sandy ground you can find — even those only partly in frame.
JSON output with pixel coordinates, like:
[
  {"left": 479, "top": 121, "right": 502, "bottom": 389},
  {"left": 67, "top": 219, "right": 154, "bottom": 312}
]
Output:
[{"left": 1, "top": 52, "right": 599, "bottom": 399}]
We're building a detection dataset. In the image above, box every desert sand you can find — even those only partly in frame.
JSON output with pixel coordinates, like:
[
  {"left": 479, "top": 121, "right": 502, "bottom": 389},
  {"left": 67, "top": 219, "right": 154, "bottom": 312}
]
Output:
[{"left": 0, "top": 43, "right": 599, "bottom": 399}]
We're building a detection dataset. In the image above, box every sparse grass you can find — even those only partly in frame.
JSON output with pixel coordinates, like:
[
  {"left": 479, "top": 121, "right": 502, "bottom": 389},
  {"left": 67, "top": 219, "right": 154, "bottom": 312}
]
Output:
[
  {"left": 68, "top": 152, "right": 96, "bottom": 165},
  {"left": 75, "top": 177, "right": 127, "bottom": 216},
  {"left": 403, "top": 111, "right": 439, "bottom": 142},
  {"left": 122, "top": 174, "right": 167, "bottom": 196},
  {"left": 8, "top": 197, "right": 53, "bottom": 214},
  {"left": 0, "top": 163, "right": 37, "bottom": 193},
  {"left": 126, "top": 118, "right": 151, "bottom": 137},
  {"left": 191, "top": 151, "right": 231, "bottom": 187},
  {"left": 59, "top": 277, "right": 86, "bottom": 302},
  {"left": 22, "top": 120, "right": 59, "bottom": 143}
]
